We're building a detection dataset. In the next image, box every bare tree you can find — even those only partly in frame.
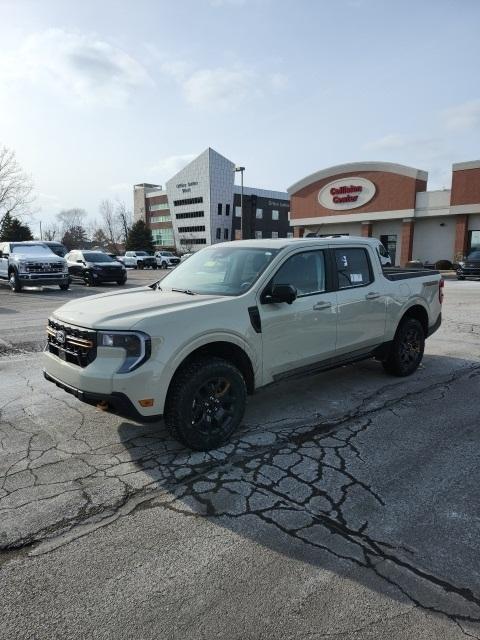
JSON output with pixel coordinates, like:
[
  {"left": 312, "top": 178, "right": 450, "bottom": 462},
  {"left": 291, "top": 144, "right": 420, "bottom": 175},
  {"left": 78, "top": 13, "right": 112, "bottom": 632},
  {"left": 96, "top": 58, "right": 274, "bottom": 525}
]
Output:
[
  {"left": 99, "top": 199, "right": 120, "bottom": 254},
  {"left": 115, "top": 199, "right": 132, "bottom": 245},
  {"left": 56, "top": 208, "right": 87, "bottom": 234},
  {"left": 42, "top": 222, "right": 61, "bottom": 241},
  {"left": 0, "top": 146, "right": 35, "bottom": 228}
]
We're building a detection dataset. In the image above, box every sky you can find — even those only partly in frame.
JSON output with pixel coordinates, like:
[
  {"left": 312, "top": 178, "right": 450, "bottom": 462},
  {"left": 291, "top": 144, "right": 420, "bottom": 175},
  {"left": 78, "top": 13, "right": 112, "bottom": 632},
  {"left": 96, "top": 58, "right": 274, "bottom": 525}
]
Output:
[{"left": 1, "top": 0, "right": 480, "bottom": 231}]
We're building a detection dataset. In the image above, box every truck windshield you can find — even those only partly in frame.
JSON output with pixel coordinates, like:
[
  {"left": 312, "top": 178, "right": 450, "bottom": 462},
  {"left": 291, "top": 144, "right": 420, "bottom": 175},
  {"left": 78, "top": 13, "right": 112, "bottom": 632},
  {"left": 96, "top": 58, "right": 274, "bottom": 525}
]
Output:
[
  {"left": 160, "top": 246, "right": 280, "bottom": 296},
  {"left": 467, "top": 251, "right": 480, "bottom": 260},
  {"left": 11, "top": 245, "right": 55, "bottom": 256}
]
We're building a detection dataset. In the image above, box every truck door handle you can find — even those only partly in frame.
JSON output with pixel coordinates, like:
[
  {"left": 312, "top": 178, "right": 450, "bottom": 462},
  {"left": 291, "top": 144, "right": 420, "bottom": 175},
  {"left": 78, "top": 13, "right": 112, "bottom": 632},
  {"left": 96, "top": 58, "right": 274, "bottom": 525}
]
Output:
[
  {"left": 313, "top": 301, "right": 332, "bottom": 310},
  {"left": 365, "top": 292, "right": 381, "bottom": 300}
]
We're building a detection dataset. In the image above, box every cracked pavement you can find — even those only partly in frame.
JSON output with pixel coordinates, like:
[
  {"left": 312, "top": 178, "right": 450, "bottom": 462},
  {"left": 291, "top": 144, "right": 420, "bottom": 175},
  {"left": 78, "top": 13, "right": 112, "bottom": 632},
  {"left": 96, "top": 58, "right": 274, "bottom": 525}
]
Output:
[{"left": 1, "top": 277, "right": 480, "bottom": 639}]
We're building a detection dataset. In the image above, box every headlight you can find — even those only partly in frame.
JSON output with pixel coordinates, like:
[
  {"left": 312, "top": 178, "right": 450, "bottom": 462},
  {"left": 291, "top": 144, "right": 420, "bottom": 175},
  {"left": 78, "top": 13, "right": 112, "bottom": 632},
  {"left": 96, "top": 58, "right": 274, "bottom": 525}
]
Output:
[
  {"left": 98, "top": 331, "right": 151, "bottom": 373},
  {"left": 458, "top": 262, "right": 465, "bottom": 267},
  {"left": 62, "top": 263, "right": 68, "bottom": 272},
  {"left": 18, "top": 261, "right": 27, "bottom": 271}
]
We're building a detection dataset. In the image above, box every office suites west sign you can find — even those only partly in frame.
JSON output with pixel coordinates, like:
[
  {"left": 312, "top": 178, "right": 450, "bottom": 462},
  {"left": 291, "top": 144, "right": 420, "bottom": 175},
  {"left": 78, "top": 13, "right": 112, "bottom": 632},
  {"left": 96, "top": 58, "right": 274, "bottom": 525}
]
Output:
[{"left": 318, "top": 177, "right": 376, "bottom": 210}]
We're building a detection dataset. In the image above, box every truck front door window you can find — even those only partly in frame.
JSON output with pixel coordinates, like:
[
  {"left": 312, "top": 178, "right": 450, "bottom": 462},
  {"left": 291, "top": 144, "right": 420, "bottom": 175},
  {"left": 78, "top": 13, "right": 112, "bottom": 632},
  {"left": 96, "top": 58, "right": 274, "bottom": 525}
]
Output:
[{"left": 271, "top": 250, "right": 326, "bottom": 296}]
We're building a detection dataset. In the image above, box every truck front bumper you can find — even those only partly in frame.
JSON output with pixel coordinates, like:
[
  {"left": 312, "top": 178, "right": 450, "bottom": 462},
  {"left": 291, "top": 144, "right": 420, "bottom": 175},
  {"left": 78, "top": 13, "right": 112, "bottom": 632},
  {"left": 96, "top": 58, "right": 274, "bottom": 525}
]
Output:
[
  {"left": 19, "top": 273, "right": 69, "bottom": 286},
  {"left": 43, "top": 370, "right": 163, "bottom": 423}
]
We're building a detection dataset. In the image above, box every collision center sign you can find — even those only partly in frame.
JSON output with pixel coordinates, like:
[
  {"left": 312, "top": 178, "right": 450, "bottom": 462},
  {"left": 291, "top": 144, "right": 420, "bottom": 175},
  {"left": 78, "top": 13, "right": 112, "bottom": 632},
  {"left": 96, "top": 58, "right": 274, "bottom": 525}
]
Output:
[{"left": 318, "top": 177, "right": 376, "bottom": 210}]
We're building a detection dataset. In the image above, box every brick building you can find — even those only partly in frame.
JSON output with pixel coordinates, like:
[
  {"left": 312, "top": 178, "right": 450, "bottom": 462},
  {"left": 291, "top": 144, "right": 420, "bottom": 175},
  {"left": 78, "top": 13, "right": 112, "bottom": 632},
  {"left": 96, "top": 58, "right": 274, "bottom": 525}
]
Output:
[{"left": 287, "top": 161, "right": 480, "bottom": 266}]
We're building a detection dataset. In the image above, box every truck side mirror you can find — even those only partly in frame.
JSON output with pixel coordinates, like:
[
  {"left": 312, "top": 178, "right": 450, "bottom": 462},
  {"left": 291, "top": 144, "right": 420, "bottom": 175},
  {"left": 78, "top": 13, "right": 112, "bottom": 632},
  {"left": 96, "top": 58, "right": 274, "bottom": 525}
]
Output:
[
  {"left": 0, "top": 251, "right": 3, "bottom": 258},
  {"left": 269, "top": 284, "right": 297, "bottom": 305}
]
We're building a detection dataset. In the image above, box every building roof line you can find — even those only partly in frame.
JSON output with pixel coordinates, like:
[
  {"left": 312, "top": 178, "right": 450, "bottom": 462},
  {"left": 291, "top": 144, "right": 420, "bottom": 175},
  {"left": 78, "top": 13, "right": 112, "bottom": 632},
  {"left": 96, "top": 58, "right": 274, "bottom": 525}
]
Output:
[{"left": 287, "top": 161, "right": 428, "bottom": 194}]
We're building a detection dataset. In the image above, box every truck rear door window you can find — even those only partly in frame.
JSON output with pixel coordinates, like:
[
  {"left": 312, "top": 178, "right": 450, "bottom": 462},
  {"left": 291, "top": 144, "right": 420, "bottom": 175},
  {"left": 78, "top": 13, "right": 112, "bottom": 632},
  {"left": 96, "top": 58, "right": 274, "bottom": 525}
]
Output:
[{"left": 334, "top": 248, "right": 372, "bottom": 289}]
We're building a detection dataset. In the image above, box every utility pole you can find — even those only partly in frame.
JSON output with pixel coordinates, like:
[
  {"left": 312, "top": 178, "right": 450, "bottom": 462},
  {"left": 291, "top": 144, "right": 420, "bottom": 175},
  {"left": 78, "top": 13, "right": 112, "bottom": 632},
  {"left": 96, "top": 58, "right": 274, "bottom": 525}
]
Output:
[{"left": 39, "top": 220, "right": 42, "bottom": 240}]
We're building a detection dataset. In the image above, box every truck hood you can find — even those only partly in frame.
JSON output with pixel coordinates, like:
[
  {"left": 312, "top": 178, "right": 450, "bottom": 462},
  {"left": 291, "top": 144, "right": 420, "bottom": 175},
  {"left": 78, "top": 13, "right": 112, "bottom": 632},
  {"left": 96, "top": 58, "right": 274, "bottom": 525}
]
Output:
[
  {"left": 52, "top": 286, "right": 224, "bottom": 331},
  {"left": 12, "top": 252, "right": 65, "bottom": 262}
]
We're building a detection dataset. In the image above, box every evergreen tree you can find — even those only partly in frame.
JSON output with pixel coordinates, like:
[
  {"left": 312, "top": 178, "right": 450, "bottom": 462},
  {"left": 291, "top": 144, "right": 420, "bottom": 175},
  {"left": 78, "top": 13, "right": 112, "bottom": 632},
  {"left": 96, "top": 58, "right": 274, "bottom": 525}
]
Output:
[
  {"left": 0, "top": 213, "right": 34, "bottom": 241},
  {"left": 125, "top": 220, "right": 154, "bottom": 253}
]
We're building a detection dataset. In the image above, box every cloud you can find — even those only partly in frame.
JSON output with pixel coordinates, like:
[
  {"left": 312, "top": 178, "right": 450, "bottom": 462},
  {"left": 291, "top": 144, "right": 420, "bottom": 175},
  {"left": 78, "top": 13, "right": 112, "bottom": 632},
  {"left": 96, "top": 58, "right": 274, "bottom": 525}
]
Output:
[
  {"left": 364, "top": 133, "right": 411, "bottom": 151},
  {"left": 161, "top": 61, "right": 287, "bottom": 110},
  {"left": 0, "top": 29, "right": 152, "bottom": 106},
  {"left": 148, "top": 153, "right": 198, "bottom": 181},
  {"left": 442, "top": 99, "right": 480, "bottom": 131}
]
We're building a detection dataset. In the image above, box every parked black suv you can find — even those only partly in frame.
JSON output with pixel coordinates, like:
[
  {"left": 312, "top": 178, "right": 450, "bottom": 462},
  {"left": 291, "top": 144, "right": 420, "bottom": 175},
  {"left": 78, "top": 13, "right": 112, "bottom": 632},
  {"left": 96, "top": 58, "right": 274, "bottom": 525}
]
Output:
[
  {"left": 66, "top": 250, "right": 127, "bottom": 286},
  {"left": 457, "top": 250, "right": 480, "bottom": 280}
]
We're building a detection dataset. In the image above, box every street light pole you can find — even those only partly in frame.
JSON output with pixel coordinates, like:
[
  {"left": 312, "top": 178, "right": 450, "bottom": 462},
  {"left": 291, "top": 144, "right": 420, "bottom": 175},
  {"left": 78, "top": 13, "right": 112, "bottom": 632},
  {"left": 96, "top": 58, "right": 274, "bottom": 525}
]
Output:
[{"left": 234, "top": 166, "right": 245, "bottom": 239}]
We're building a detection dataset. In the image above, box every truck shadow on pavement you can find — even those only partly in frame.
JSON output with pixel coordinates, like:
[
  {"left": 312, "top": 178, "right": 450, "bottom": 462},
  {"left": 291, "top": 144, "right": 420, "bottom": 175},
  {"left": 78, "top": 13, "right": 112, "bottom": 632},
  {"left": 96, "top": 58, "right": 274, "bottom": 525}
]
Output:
[{"left": 115, "top": 355, "right": 480, "bottom": 636}]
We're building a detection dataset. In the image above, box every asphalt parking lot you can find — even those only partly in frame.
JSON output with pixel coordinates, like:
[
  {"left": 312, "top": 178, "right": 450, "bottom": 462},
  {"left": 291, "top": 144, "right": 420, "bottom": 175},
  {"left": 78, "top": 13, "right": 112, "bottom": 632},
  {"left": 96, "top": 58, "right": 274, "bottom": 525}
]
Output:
[{"left": 1, "top": 274, "right": 480, "bottom": 639}]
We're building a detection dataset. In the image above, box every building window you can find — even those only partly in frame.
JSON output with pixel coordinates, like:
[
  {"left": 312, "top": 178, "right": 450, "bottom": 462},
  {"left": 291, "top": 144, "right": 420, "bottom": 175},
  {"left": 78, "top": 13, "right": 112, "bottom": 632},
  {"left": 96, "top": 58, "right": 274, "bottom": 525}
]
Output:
[
  {"left": 287, "top": 232, "right": 293, "bottom": 238},
  {"left": 255, "top": 231, "right": 262, "bottom": 239},
  {"left": 178, "top": 225, "right": 206, "bottom": 233},
  {"left": 235, "top": 206, "right": 242, "bottom": 217},
  {"left": 272, "top": 210, "right": 279, "bottom": 221},
  {"left": 256, "top": 208, "right": 263, "bottom": 219},
  {"left": 216, "top": 228, "right": 221, "bottom": 240},
  {"left": 149, "top": 215, "right": 171, "bottom": 223},
  {"left": 218, "top": 203, "right": 222, "bottom": 215},
  {"left": 173, "top": 196, "right": 203, "bottom": 206},
  {"left": 226, "top": 204, "right": 230, "bottom": 216},
  {"left": 224, "top": 228, "right": 229, "bottom": 240},
  {"left": 180, "top": 238, "right": 206, "bottom": 245},
  {"left": 175, "top": 211, "right": 204, "bottom": 220},
  {"left": 149, "top": 202, "right": 170, "bottom": 212},
  {"left": 151, "top": 228, "right": 174, "bottom": 246},
  {"left": 271, "top": 231, "right": 279, "bottom": 239}
]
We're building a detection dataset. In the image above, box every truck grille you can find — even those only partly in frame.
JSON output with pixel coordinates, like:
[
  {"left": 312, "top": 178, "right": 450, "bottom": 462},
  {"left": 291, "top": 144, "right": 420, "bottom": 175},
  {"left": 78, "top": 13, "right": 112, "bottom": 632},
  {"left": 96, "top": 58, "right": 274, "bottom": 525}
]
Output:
[
  {"left": 26, "top": 262, "right": 64, "bottom": 273},
  {"left": 47, "top": 319, "right": 97, "bottom": 368}
]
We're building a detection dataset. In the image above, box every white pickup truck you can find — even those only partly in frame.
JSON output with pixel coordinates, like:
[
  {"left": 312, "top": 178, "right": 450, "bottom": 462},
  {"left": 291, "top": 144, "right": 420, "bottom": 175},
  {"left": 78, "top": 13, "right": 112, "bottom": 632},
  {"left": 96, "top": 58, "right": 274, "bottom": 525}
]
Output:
[{"left": 43, "top": 237, "right": 443, "bottom": 450}]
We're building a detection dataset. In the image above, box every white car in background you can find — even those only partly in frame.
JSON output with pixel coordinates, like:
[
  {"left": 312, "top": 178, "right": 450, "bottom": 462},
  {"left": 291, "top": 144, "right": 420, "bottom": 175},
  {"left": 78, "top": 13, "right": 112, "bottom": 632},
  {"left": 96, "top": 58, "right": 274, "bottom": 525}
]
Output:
[{"left": 155, "top": 251, "right": 180, "bottom": 269}]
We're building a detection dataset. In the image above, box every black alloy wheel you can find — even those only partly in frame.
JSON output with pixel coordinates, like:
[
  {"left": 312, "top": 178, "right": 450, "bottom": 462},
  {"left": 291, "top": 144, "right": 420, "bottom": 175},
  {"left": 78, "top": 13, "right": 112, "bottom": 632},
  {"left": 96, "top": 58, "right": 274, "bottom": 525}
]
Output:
[
  {"left": 84, "top": 272, "right": 95, "bottom": 287},
  {"left": 165, "top": 357, "right": 247, "bottom": 450},
  {"left": 382, "top": 317, "right": 425, "bottom": 377}
]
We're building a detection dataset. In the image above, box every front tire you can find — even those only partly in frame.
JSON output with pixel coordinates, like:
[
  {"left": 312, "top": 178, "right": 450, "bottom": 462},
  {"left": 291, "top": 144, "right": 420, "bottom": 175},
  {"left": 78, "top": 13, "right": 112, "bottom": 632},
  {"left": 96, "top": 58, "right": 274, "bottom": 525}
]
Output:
[
  {"left": 59, "top": 283, "right": 69, "bottom": 291},
  {"left": 165, "top": 357, "right": 247, "bottom": 450},
  {"left": 138, "top": 261, "right": 144, "bottom": 270},
  {"left": 117, "top": 277, "right": 127, "bottom": 285},
  {"left": 84, "top": 272, "right": 95, "bottom": 287},
  {"left": 382, "top": 317, "right": 425, "bottom": 377},
  {"left": 9, "top": 271, "right": 22, "bottom": 292},
  {"left": 457, "top": 275, "right": 466, "bottom": 280},
  {"left": 161, "top": 261, "right": 167, "bottom": 269}
]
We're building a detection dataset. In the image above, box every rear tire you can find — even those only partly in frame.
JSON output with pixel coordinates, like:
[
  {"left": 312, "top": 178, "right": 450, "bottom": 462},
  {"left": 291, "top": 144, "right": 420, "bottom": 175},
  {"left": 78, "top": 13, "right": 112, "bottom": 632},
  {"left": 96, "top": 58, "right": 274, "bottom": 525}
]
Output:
[
  {"left": 59, "top": 283, "right": 69, "bottom": 291},
  {"left": 457, "top": 275, "right": 466, "bottom": 280},
  {"left": 165, "top": 357, "right": 247, "bottom": 451},
  {"left": 382, "top": 317, "right": 425, "bottom": 377},
  {"left": 152, "top": 264, "right": 158, "bottom": 270},
  {"left": 9, "top": 270, "right": 22, "bottom": 292},
  {"left": 138, "top": 262, "right": 144, "bottom": 270},
  {"left": 161, "top": 261, "right": 167, "bottom": 269}
]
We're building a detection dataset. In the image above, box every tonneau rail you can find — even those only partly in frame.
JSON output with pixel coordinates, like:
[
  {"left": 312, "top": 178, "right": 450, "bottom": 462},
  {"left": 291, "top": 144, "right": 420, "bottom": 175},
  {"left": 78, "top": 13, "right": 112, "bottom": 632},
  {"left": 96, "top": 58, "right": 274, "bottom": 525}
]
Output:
[{"left": 382, "top": 268, "right": 440, "bottom": 281}]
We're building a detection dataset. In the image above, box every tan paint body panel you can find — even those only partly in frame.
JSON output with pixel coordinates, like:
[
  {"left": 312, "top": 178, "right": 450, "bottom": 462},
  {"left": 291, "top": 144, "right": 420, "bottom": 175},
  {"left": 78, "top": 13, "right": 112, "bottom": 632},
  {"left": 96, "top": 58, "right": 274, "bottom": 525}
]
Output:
[{"left": 43, "top": 238, "right": 442, "bottom": 416}]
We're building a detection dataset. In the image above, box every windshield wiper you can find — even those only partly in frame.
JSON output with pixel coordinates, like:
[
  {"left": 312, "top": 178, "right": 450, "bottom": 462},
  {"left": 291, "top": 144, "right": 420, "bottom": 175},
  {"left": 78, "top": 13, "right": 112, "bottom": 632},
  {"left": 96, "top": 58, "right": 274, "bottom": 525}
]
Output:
[{"left": 171, "top": 288, "right": 196, "bottom": 295}]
